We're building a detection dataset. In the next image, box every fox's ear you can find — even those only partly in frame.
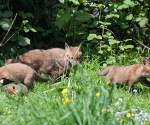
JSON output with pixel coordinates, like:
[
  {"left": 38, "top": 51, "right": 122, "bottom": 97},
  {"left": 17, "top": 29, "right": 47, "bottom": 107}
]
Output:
[
  {"left": 65, "top": 43, "right": 70, "bottom": 50},
  {"left": 15, "top": 55, "right": 19, "bottom": 62},
  {"left": 78, "top": 42, "right": 82, "bottom": 50}
]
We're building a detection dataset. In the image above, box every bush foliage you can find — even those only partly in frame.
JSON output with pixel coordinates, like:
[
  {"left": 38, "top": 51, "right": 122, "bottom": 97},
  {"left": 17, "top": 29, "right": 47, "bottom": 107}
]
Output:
[{"left": 0, "top": 0, "right": 150, "bottom": 60}]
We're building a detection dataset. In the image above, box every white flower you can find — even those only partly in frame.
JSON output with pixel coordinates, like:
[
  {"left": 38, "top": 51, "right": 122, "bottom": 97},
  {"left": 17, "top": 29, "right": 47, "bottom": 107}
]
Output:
[
  {"left": 0, "top": 79, "right": 4, "bottom": 83},
  {"left": 133, "top": 89, "right": 137, "bottom": 93},
  {"left": 118, "top": 98, "right": 122, "bottom": 102}
]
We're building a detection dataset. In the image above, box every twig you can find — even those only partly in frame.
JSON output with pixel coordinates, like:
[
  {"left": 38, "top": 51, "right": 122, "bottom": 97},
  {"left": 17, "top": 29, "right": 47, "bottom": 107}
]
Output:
[
  {"left": 0, "top": 13, "right": 17, "bottom": 46},
  {"left": 129, "top": 34, "right": 150, "bottom": 50}
]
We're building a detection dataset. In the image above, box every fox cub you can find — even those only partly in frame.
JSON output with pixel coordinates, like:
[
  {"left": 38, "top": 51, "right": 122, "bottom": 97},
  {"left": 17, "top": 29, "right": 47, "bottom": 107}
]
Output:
[
  {"left": 0, "top": 63, "right": 49, "bottom": 89},
  {"left": 5, "top": 49, "right": 71, "bottom": 81},
  {"left": 96, "top": 58, "right": 150, "bottom": 91},
  {"left": 48, "top": 43, "right": 82, "bottom": 66},
  {"left": 2, "top": 83, "right": 28, "bottom": 95}
]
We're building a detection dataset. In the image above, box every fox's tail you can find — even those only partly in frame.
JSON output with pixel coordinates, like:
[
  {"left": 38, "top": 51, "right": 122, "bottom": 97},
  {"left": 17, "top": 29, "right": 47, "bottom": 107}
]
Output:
[
  {"left": 96, "top": 67, "right": 111, "bottom": 76},
  {"left": 35, "top": 73, "right": 49, "bottom": 82}
]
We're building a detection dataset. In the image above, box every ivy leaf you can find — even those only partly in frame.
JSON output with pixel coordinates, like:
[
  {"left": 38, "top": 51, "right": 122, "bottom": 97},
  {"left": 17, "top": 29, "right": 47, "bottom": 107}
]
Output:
[
  {"left": 3, "top": 11, "right": 13, "bottom": 17},
  {"left": 139, "top": 17, "right": 148, "bottom": 27},
  {"left": 109, "top": 39, "right": 118, "bottom": 45},
  {"left": 55, "top": 10, "right": 71, "bottom": 29},
  {"left": 95, "top": 35, "right": 102, "bottom": 40},
  {"left": 87, "top": 34, "right": 96, "bottom": 40},
  {"left": 75, "top": 10, "right": 94, "bottom": 21},
  {"left": 125, "top": 13, "right": 133, "bottom": 20},
  {"left": 18, "top": 36, "right": 30, "bottom": 46},
  {"left": 0, "top": 18, "right": 11, "bottom": 31}
]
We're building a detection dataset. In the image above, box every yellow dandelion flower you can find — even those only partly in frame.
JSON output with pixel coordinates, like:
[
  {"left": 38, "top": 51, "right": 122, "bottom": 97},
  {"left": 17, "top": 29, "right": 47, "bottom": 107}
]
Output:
[
  {"left": 62, "top": 97, "right": 69, "bottom": 104},
  {"left": 120, "top": 119, "right": 123, "bottom": 123},
  {"left": 102, "top": 108, "right": 107, "bottom": 113},
  {"left": 96, "top": 92, "right": 101, "bottom": 97},
  {"left": 62, "top": 89, "right": 68, "bottom": 94},
  {"left": 131, "top": 113, "right": 134, "bottom": 117},
  {"left": 107, "top": 109, "right": 110, "bottom": 113},
  {"left": 126, "top": 113, "right": 131, "bottom": 118}
]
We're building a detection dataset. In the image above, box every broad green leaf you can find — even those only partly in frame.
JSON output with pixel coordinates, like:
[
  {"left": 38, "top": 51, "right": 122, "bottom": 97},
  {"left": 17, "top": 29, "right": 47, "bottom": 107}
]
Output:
[
  {"left": 125, "top": 13, "right": 133, "bottom": 20},
  {"left": 123, "top": 45, "right": 134, "bottom": 49},
  {"left": 95, "top": 35, "right": 102, "bottom": 40},
  {"left": 0, "top": 18, "right": 11, "bottom": 31},
  {"left": 139, "top": 18, "right": 148, "bottom": 27},
  {"left": 87, "top": 34, "right": 96, "bottom": 40},
  {"left": 3, "top": 11, "right": 13, "bottom": 17},
  {"left": 68, "top": 0, "right": 79, "bottom": 5},
  {"left": 18, "top": 36, "right": 30, "bottom": 46},
  {"left": 135, "top": 17, "right": 142, "bottom": 22},
  {"left": 106, "top": 31, "right": 112, "bottom": 36},
  {"left": 22, "top": 20, "right": 28, "bottom": 25},
  {"left": 56, "top": 10, "right": 71, "bottom": 29},
  {"left": 75, "top": 11, "right": 94, "bottom": 21},
  {"left": 101, "top": 45, "right": 108, "bottom": 48},
  {"left": 98, "top": 50, "right": 103, "bottom": 54},
  {"left": 105, "top": 14, "right": 119, "bottom": 19},
  {"left": 124, "top": 39, "right": 132, "bottom": 42},
  {"left": 23, "top": 26, "right": 30, "bottom": 32},
  {"left": 79, "top": 0, "right": 86, "bottom": 4},
  {"left": 19, "top": 11, "right": 26, "bottom": 19},
  {"left": 107, "top": 47, "right": 112, "bottom": 51},
  {"left": 26, "top": 12, "right": 34, "bottom": 18},
  {"left": 119, "top": 22, "right": 129, "bottom": 29},
  {"left": 123, "top": 0, "right": 138, "bottom": 7},
  {"left": 117, "top": 4, "right": 129, "bottom": 10},
  {"left": 30, "top": 28, "right": 37, "bottom": 32},
  {"left": 109, "top": 39, "right": 118, "bottom": 45}
]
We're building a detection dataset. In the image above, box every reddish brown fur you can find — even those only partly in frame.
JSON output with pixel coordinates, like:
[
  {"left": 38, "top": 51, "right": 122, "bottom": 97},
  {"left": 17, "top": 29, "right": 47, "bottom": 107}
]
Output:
[
  {"left": 97, "top": 59, "right": 150, "bottom": 91},
  {"left": 4, "top": 84, "right": 28, "bottom": 95},
  {"left": 0, "top": 63, "right": 49, "bottom": 89},
  {"left": 5, "top": 49, "right": 71, "bottom": 81},
  {"left": 48, "top": 43, "right": 82, "bottom": 66}
]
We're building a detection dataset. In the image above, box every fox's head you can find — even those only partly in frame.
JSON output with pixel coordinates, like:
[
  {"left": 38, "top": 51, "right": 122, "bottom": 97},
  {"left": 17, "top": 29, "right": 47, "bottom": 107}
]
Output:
[
  {"left": 64, "top": 43, "right": 82, "bottom": 66},
  {"left": 5, "top": 55, "right": 19, "bottom": 65},
  {"left": 5, "top": 85, "right": 18, "bottom": 95},
  {"left": 142, "top": 58, "right": 150, "bottom": 76}
]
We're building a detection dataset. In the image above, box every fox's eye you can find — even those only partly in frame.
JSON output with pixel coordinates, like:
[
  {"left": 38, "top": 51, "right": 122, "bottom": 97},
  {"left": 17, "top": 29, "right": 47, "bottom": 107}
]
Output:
[{"left": 71, "top": 57, "right": 74, "bottom": 60}]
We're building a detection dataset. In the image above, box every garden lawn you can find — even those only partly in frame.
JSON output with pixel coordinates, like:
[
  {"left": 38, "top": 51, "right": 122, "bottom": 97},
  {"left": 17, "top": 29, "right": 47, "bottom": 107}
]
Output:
[{"left": 0, "top": 57, "right": 150, "bottom": 125}]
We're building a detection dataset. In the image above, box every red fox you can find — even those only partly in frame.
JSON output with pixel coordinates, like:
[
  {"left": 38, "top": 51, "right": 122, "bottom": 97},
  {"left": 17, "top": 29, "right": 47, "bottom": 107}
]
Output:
[
  {"left": 0, "top": 63, "right": 49, "bottom": 89},
  {"left": 96, "top": 58, "right": 150, "bottom": 91},
  {"left": 2, "top": 83, "right": 28, "bottom": 95},
  {"left": 48, "top": 43, "right": 82, "bottom": 66},
  {"left": 5, "top": 49, "right": 71, "bottom": 81}
]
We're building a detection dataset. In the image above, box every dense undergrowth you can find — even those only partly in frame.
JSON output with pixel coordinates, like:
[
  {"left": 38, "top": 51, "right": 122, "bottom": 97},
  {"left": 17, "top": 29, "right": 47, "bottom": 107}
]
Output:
[{"left": 0, "top": 54, "right": 150, "bottom": 125}]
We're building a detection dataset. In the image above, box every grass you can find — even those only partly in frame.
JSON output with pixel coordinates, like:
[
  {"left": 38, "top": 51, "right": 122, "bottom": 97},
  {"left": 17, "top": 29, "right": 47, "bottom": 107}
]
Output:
[{"left": 1, "top": 57, "right": 150, "bottom": 125}]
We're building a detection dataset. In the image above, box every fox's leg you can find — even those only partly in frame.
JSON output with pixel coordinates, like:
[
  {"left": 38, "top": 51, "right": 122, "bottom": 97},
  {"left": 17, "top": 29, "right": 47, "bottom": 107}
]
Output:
[
  {"left": 24, "top": 74, "right": 34, "bottom": 89},
  {"left": 127, "top": 80, "right": 134, "bottom": 92},
  {"left": 140, "top": 78, "right": 150, "bottom": 87},
  {"left": 50, "top": 70, "right": 60, "bottom": 82}
]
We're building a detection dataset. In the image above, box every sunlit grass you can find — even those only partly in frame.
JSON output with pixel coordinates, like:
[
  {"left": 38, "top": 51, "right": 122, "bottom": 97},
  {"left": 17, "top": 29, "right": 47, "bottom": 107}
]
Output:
[{"left": 0, "top": 57, "right": 150, "bottom": 125}]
